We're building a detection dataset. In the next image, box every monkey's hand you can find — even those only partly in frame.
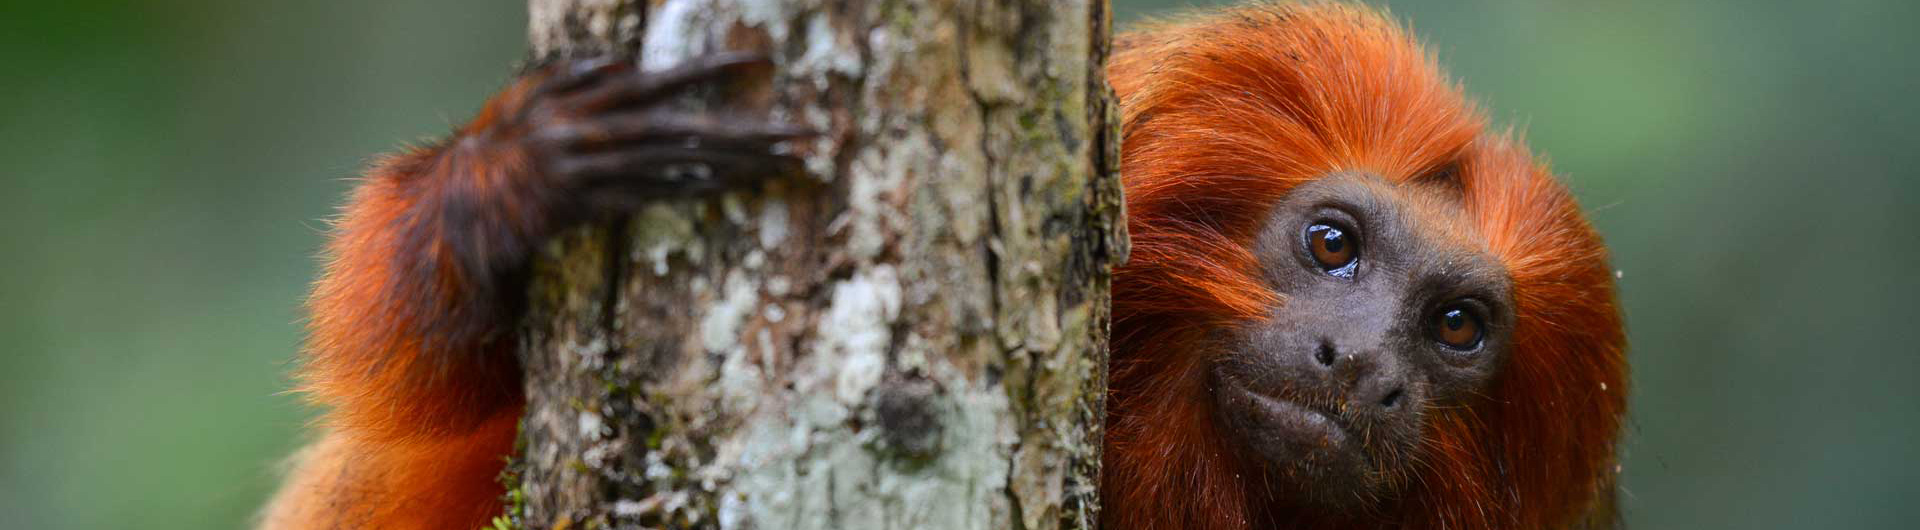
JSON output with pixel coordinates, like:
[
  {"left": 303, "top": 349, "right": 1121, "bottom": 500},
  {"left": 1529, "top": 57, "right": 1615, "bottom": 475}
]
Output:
[
  {"left": 522, "top": 52, "right": 808, "bottom": 202},
  {"left": 455, "top": 51, "right": 809, "bottom": 299}
]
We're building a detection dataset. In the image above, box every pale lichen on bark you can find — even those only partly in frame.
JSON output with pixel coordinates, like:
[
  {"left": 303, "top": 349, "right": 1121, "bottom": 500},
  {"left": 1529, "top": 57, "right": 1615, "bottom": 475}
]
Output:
[{"left": 516, "top": 1, "right": 1121, "bottom": 529}]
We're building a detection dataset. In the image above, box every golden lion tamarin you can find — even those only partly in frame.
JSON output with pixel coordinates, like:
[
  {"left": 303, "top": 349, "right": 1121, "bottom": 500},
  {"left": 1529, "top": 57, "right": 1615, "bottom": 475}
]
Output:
[{"left": 262, "top": 3, "right": 1626, "bottom": 530}]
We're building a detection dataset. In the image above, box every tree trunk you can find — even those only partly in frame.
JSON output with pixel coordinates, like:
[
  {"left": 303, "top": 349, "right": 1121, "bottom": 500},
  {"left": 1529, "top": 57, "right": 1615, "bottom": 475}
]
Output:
[{"left": 512, "top": 1, "right": 1122, "bottom": 529}]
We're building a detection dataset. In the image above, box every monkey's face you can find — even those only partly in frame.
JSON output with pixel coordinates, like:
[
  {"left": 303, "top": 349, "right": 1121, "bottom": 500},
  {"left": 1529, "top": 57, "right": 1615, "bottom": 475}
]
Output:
[{"left": 1212, "top": 172, "right": 1515, "bottom": 510}]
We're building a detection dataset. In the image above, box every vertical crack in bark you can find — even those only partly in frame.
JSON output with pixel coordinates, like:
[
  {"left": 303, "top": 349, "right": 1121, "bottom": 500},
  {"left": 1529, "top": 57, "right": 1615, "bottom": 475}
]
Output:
[
  {"left": 1006, "top": 451, "right": 1030, "bottom": 530},
  {"left": 601, "top": 218, "right": 629, "bottom": 346},
  {"left": 951, "top": 4, "right": 1029, "bottom": 527}
]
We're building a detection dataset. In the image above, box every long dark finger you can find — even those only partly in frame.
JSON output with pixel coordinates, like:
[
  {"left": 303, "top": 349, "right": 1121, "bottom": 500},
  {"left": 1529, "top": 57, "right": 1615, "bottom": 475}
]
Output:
[
  {"left": 537, "top": 56, "right": 634, "bottom": 95},
  {"left": 565, "top": 50, "right": 772, "bottom": 113},
  {"left": 576, "top": 152, "right": 802, "bottom": 199},
  {"left": 537, "top": 113, "right": 814, "bottom": 152},
  {"left": 550, "top": 146, "right": 800, "bottom": 185}
]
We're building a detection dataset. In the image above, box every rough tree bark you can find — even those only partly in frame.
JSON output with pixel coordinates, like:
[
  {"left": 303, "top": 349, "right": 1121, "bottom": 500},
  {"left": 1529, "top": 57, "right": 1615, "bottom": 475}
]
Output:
[{"left": 511, "top": 1, "right": 1122, "bottom": 529}]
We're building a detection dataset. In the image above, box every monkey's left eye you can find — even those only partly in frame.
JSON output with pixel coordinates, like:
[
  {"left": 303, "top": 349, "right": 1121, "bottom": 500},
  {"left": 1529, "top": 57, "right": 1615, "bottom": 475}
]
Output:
[
  {"left": 1431, "top": 304, "right": 1484, "bottom": 351},
  {"left": 1305, "top": 222, "right": 1358, "bottom": 277}
]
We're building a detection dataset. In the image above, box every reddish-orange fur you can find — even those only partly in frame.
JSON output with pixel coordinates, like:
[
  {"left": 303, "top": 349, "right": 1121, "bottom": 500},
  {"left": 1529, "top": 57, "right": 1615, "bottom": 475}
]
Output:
[
  {"left": 260, "top": 73, "right": 553, "bottom": 530},
  {"left": 1103, "top": 3, "right": 1626, "bottom": 529}
]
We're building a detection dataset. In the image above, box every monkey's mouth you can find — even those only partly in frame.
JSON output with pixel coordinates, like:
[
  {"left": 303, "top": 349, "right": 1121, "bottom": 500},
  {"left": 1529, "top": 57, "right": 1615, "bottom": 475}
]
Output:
[
  {"left": 1212, "top": 372, "right": 1383, "bottom": 500},
  {"left": 1216, "top": 377, "right": 1352, "bottom": 451}
]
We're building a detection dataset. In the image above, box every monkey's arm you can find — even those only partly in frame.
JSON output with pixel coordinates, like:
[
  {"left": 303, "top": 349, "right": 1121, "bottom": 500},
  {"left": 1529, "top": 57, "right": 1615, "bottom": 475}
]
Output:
[{"left": 258, "top": 54, "right": 802, "bottom": 530}]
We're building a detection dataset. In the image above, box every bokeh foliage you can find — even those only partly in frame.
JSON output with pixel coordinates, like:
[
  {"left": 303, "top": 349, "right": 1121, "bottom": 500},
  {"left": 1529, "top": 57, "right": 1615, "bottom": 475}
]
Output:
[{"left": 1, "top": 1, "right": 1914, "bottom": 528}]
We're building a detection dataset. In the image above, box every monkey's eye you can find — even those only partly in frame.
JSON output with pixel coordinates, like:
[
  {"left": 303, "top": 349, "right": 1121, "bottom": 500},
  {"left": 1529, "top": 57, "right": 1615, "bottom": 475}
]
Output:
[
  {"left": 1431, "top": 304, "right": 1484, "bottom": 351},
  {"left": 1304, "top": 222, "right": 1358, "bottom": 277}
]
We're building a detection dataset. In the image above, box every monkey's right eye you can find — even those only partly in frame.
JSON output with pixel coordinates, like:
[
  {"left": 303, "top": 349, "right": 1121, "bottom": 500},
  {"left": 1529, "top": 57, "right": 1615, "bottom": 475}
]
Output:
[{"left": 1305, "top": 222, "right": 1358, "bottom": 277}]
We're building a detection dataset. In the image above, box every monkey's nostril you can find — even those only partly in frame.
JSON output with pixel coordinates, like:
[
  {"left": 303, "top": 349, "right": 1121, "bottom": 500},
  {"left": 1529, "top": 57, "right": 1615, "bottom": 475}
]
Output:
[
  {"left": 1314, "top": 341, "right": 1336, "bottom": 367},
  {"left": 1380, "top": 388, "right": 1404, "bottom": 409}
]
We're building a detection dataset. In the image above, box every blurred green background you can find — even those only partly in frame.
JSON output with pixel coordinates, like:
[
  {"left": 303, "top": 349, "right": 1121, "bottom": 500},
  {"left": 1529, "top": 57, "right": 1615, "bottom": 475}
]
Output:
[{"left": 0, "top": 0, "right": 1912, "bottom": 528}]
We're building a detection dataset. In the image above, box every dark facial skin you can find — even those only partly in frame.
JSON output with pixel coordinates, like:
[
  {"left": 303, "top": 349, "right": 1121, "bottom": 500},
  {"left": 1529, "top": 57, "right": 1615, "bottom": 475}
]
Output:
[{"left": 1212, "top": 172, "right": 1516, "bottom": 511}]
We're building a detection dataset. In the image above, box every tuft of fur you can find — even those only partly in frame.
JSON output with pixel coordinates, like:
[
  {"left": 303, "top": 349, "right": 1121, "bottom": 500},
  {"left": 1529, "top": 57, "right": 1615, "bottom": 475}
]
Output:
[
  {"left": 259, "top": 72, "right": 554, "bottom": 530},
  {"left": 1104, "top": 3, "right": 1626, "bottom": 529}
]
